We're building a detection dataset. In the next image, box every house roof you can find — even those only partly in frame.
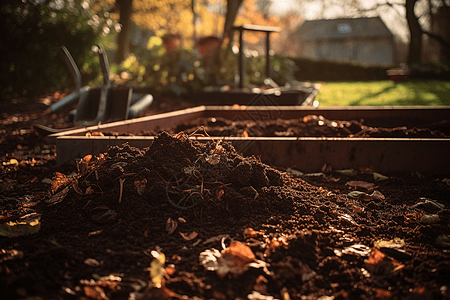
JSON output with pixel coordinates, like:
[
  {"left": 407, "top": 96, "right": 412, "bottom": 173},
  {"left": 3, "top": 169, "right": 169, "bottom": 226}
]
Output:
[{"left": 296, "top": 17, "right": 393, "bottom": 40}]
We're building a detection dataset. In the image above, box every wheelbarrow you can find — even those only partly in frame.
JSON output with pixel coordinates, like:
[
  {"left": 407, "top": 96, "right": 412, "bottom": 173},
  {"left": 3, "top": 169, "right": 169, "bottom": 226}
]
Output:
[{"left": 44, "top": 44, "right": 153, "bottom": 126}]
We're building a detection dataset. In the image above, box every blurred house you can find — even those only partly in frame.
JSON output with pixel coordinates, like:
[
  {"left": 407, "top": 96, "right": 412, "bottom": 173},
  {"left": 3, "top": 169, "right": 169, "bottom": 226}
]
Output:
[{"left": 294, "top": 17, "right": 394, "bottom": 65}]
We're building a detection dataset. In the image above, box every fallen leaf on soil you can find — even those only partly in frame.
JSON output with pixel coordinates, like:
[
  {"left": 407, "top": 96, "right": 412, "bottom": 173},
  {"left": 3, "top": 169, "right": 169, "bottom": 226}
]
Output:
[
  {"left": 199, "top": 241, "right": 266, "bottom": 278},
  {"left": 41, "top": 177, "right": 52, "bottom": 184},
  {"left": 85, "top": 186, "right": 94, "bottom": 195},
  {"left": 336, "top": 168, "right": 357, "bottom": 176},
  {"left": 413, "top": 197, "right": 445, "bottom": 210},
  {"left": 338, "top": 213, "right": 358, "bottom": 226},
  {"left": 166, "top": 217, "right": 177, "bottom": 235},
  {"left": 91, "top": 205, "right": 117, "bottom": 224},
  {"left": 224, "top": 240, "right": 256, "bottom": 265},
  {"left": 365, "top": 247, "right": 404, "bottom": 276},
  {"left": 83, "top": 286, "right": 108, "bottom": 300},
  {"left": 179, "top": 231, "right": 198, "bottom": 241},
  {"left": 0, "top": 215, "right": 41, "bottom": 237},
  {"left": 442, "top": 178, "right": 450, "bottom": 186},
  {"left": 346, "top": 180, "right": 377, "bottom": 191},
  {"left": 51, "top": 172, "right": 72, "bottom": 193},
  {"left": 420, "top": 214, "right": 440, "bottom": 224},
  {"left": 73, "top": 180, "right": 84, "bottom": 195},
  {"left": 0, "top": 249, "right": 24, "bottom": 262},
  {"left": 286, "top": 168, "right": 303, "bottom": 177},
  {"left": 348, "top": 190, "right": 384, "bottom": 201},
  {"left": 134, "top": 179, "right": 147, "bottom": 195},
  {"left": 374, "top": 238, "right": 405, "bottom": 249},
  {"left": 177, "top": 217, "right": 186, "bottom": 223},
  {"left": 77, "top": 154, "right": 92, "bottom": 175},
  {"left": 334, "top": 244, "right": 371, "bottom": 257},
  {"left": 373, "top": 172, "right": 389, "bottom": 182},
  {"left": 84, "top": 258, "right": 101, "bottom": 267}
]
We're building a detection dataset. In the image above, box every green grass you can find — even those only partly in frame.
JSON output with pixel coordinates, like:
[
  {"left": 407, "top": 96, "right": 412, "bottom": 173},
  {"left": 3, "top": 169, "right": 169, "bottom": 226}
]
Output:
[{"left": 315, "top": 81, "right": 450, "bottom": 106}]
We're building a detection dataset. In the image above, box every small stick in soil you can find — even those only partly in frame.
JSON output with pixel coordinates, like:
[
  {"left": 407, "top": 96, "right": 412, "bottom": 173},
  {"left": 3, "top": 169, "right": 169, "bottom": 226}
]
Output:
[{"left": 118, "top": 178, "right": 125, "bottom": 203}]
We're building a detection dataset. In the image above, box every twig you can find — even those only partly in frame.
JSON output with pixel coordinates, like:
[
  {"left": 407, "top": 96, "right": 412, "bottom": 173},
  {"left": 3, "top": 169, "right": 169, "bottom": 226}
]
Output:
[{"left": 118, "top": 178, "right": 125, "bottom": 203}]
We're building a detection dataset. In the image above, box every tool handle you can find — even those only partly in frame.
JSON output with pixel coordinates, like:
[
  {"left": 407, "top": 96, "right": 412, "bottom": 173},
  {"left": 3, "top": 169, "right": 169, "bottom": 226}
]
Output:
[
  {"left": 98, "top": 43, "right": 110, "bottom": 86},
  {"left": 59, "top": 46, "right": 82, "bottom": 91}
]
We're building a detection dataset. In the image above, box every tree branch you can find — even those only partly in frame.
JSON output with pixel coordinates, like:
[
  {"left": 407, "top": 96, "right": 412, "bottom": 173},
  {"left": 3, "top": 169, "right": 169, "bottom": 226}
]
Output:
[{"left": 423, "top": 30, "right": 450, "bottom": 50}]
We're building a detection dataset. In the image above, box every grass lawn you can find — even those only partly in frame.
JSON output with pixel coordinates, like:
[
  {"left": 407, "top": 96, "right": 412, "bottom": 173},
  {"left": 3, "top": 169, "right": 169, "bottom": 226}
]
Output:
[{"left": 315, "top": 81, "right": 450, "bottom": 106}]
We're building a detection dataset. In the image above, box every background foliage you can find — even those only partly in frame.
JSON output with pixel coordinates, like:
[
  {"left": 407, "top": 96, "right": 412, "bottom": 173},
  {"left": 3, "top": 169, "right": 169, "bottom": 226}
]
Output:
[{"left": 0, "top": 0, "right": 115, "bottom": 99}]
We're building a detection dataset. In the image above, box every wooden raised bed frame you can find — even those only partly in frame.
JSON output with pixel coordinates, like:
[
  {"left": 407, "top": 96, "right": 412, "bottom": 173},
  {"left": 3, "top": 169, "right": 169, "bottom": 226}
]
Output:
[{"left": 48, "top": 105, "right": 450, "bottom": 175}]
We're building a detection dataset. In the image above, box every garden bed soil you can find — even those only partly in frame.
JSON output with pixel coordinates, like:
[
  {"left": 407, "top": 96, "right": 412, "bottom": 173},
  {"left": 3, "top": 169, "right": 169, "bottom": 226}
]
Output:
[{"left": 1, "top": 96, "right": 450, "bottom": 300}]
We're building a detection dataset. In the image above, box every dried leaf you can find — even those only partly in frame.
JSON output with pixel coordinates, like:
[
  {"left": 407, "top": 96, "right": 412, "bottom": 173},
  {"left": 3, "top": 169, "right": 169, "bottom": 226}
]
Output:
[
  {"left": 134, "top": 179, "right": 147, "bottom": 195},
  {"left": 334, "top": 244, "right": 371, "bottom": 257},
  {"left": 348, "top": 190, "right": 369, "bottom": 199},
  {"left": 414, "top": 197, "right": 445, "bottom": 210},
  {"left": 78, "top": 155, "right": 92, "bottom": 175},
  {"left": 442, "top": 178, "right": 450, "bottom": 186},
  {"left": 370, "top": 190, "right": 385, "bottom": 200},
  {"left": 286, "top": 168, "right": 303, "bottom": 177},
  {"left": 346, "top": 180, "right": 377, "bottom": 191},
  {"left": 338, "top": 213, "right": 358, "bottom": 226},
  {"left": 51, "top": 172, "right": 72, "bottom": 193},
  {"left": 200, "top": 241, "right": 267, "bottom": 278},
  {"left": 336, "top": 169, "right": 357, "bottom": 176},
  {"left": 84, "top": 258, "right": 101, "bottom": 267},
  {"left": 73, "top": 180, "right": 84, "bottom": 195},
  {"left": 420, "top": 214, "right": 440, "bottom": 224},
  {"left": 83, "top": 286, "right": 108, "bottom": 300},
  {"left": 365, "top": 247, "right": 404, "bottom": 276},
  {"left": 177, "top": 217, "right": 186, "bottom": 223},
  {"left": 223, "top": 241, "right": 256, "bottom": 267},
  {"left": 374, "top": 238, "right": 405, "bottom": 249},
  {"left": 166, "top": 218, "right": 177, "bottom": 235},
  {"left": 85, "top": 186, "right": 95, "bottom": 195},
  {"left": 179, "top": 231, "right": 198, "bottom": 241},
  {"left": 0, "top": 216, "right": 41, "bottom": 237},
  {"left": 373, "top": 172, "right": 389, "bottom": 182}
]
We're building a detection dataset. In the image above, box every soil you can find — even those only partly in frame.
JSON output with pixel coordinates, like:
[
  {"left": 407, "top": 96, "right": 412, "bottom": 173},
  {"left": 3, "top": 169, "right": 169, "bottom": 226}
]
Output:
[{"left": 1, "top": 95, "right": 450, "bottom": 300}]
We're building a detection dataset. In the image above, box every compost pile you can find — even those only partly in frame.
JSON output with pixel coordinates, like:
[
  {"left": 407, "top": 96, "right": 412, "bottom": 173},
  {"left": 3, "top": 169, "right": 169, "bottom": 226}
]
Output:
[{"left": 1, "top": 98, "right": 450, "bottom": 300}]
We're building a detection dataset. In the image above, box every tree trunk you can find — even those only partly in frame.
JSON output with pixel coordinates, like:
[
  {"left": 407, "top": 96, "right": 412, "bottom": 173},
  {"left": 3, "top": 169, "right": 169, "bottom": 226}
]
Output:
[
  {"left": 115, "top": 0, "right": 133, "bottom": 64},
  {"left": 405, "top": 0, "right": 422, "bottom": 65}
]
